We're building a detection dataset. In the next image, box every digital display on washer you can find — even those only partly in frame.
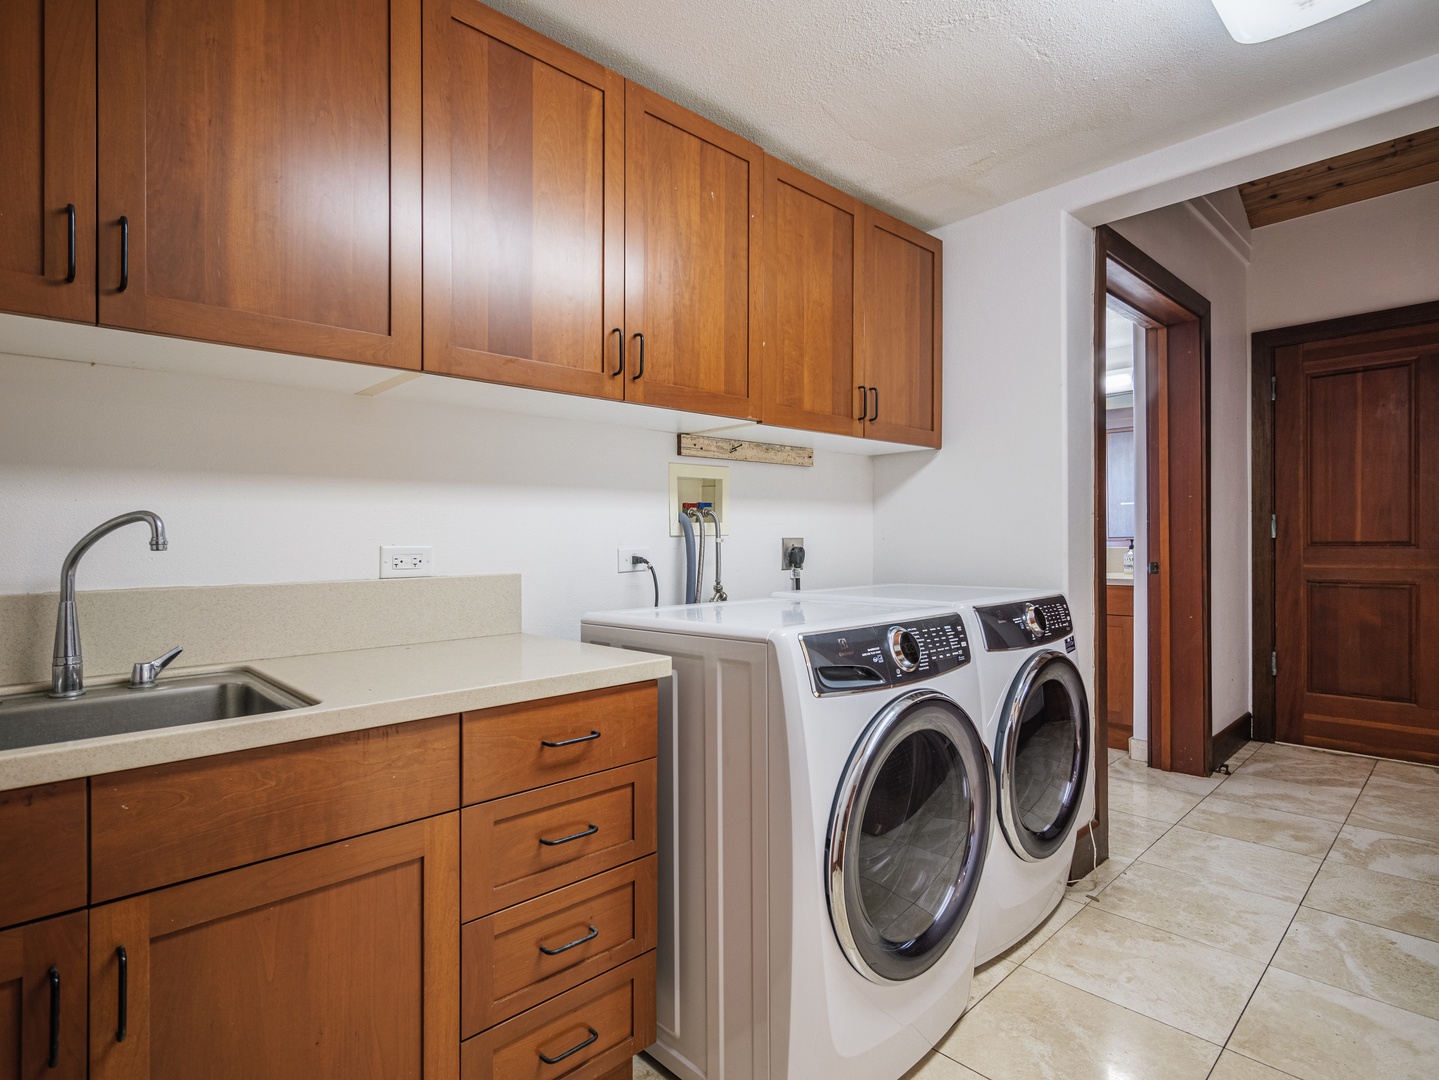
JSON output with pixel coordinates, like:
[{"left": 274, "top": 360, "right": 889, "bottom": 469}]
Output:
[
  {"left": 801, "top": 613, "right": 970, "bottom": 695},
  {"left": 973, "top": 595, "right": 1073, "bottom": 651}
]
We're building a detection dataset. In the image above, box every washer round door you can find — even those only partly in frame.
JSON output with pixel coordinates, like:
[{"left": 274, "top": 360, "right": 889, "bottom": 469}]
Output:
[
  {"left": 994, "top": 651, "right": 1090, "bottom": 862},
  {"left": 828, "top": 690, "right": 992, "bottom": 984}
]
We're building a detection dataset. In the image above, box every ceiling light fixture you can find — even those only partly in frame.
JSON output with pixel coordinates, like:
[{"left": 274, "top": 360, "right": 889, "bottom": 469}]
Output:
[{"left": 1210, "top": 0, "right": 1377, "bottom": 43}]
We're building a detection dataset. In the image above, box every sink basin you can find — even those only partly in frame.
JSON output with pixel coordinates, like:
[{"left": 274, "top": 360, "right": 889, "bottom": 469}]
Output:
[{"left": 0, "top": 672, "right": 313, "bottom": 752}]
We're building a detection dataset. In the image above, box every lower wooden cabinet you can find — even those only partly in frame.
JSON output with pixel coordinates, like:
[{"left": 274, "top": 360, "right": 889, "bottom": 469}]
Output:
[{"left": 0, "top": 911, "right": 88, "bottom": 1080}]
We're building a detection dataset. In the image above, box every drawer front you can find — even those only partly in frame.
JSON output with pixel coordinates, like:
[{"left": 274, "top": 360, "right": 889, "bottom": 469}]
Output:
[
  {"left": 462, "top": 762, "right": 656, "bottom": 921},
  {"left": 0, "top": 780, "right": 87, "bottom": 929},
  {"left": 462, "top": 682, "right": 657, "bottom": 805},
  {"left": 463, "top": 855, "right": 657, "bottom": 1036},
  {"left": 91, "top": 715, "right": 460, "bottom": 901},
  {"left": 461, "top": 952, "right": 656, "bottom": 1080}
]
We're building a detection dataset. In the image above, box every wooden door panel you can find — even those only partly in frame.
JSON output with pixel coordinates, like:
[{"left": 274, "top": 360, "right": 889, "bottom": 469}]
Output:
[
  {"left": 89, "top": 815, "right": 458, "bottom": 1080},
  {"left": 1276, "top": 327, "right": 1439, "bottom": 763},
  {"left": 0, "top": 912, "right": 87, "bottom": 1080},
  {"left": 423, "top": 0, "right": 624, "bottom": 397},
  {"left": 759, "top": 158, "right": 862, "bottom": 436},
  {"left": 97, "top": 0, "right": 421, "bottom": 368},
  {"left": 624, "top": 84, "right": 759, "bottom": 419},
  {"left": 859, "top": 208, "right": 941, "bottom": 447},
  {"left": 0, "top": 780, "right": 87, "bottom": 930},
  {"left": 0, "top": 0, "right": 95, "bottom": 322}
]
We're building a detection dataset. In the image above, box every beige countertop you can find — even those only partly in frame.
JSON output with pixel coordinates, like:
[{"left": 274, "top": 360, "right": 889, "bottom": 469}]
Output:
[
  {"left": 0, "top": 633, "right": 670, "bottom": 791},
  {"left": 1106, "top": 574, "right": 1135, "bottom": 587}
]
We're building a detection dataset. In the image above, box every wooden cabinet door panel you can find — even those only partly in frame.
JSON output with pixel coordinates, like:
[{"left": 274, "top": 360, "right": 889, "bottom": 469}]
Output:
[
  {"left": 423, "top": 0, "right": 624, "bottom": 397},
  {"left": 0, "top": 780, "right": 87, "bottom": 930},
  {"left": 0, "top": 912, "right": 87, "bottom": 1080},
  {"left": 89, "top": 814, "right": 459, "bottom": 1080},
  {"left": 0, "top": 0, "right": 95, "bottom": 322},
  {"left": 759, "top": 158, "right": 862, "bottom": 437},
  {"left": 860, "top": 208, "right": 941, "bottom": 447},
  {"left": 96, "top": 0, "right": 422, "bottom": 368},
  {"left": 624, "top": 83, "right": 760, "bottom": 419}
]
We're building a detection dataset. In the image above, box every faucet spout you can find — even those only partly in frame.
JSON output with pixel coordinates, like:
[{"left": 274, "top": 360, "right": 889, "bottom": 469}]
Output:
[{"left": 51, "top": 511, "right": 168, "bottom": 698}]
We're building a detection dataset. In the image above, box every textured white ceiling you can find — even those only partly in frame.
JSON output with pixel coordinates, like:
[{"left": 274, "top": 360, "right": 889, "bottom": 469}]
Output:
[{"left": 479, "top": 0, "right": 1439, "bottom": 228}]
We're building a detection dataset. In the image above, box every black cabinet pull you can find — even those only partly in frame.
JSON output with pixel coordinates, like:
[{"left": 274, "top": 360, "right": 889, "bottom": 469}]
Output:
[
  {"left": 609, "top": 328, "right": 624, "bottom": 377},
  {"left": 538, "top": 924, "right": 599, "bottom": 956},
  {"left": 869, "top": 386, "right": 879, "bottom": 422},
  {"left": 540, "top": 730, "right": 600, "bottom": 748},
  {"left": 538, "top": 822, "right": 598, "bottom": 846},
  {"left": 114, "top": 946, "right": 127, "bottom": 1043},
  {"left": 47, "top": 965, "right": 60, "bottom": 1068},
  {"left": 857, "top": 385, "right": 868, "bottom": 421},
  {"left": 631, "top": 332, "right": 644, "bottom": 380},
  {"left": 537, "top": 1026, "right": 598, "bottom": 1065},
  {"left": 64, "top": 205, "right": 76, "bottom": 284},
  {"left": 117, "top": 217, "right": 130, "bottom": 293}
]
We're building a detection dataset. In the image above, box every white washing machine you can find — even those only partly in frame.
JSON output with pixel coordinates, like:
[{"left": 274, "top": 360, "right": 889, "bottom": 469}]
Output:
[
  {"left": 797, "top": 585, "right": 1095, "bottom": 963},
  {"left": 581, "top": 598, "right": 993, "bottom": 1080}
]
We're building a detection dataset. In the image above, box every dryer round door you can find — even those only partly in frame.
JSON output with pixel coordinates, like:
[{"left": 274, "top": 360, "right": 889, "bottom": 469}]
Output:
[
  {"left": 994, "top": 651, "right": 1090, "bottom": 862},
  {"left": 828, "top": 690, "right": 992, "bottom": 984}
]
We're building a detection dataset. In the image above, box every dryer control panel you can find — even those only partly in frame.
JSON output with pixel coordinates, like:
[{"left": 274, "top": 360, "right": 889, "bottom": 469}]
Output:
[
  {"left": 973, "top": 595, "right": 1073, "bottom": 651},
  {"left": 800, "top": 613, "right": 970, "bottom": 695}
]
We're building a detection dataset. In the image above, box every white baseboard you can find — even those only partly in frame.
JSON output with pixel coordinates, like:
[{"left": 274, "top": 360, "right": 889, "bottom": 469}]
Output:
[{"left": 1128, "top": 737, "right": 1148, "bottom": 762}]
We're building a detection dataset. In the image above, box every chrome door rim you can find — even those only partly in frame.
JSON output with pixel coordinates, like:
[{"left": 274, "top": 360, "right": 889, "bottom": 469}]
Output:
[
  {"left": 994, "top": 650, "right": 1090, "bottom": 862},
  {"left": 827, "top": 689, "right": 992, "bottom": 984}
]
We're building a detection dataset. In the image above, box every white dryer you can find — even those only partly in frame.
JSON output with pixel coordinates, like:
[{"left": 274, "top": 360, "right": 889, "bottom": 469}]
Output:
[
  {"left": 581, "top": 598, "right": 993, "bottom": 1080},
  {"left": 797, "top": 585, "right": 1094, "bottom": 962}
]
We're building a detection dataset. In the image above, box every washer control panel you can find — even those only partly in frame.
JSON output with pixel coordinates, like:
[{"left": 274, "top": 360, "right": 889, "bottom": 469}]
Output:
[
  {"left": 801, "top": 613, "right": 970, "bottom": 695},
  {"left": 973, "top": 595, "right": 1073, "bottom": 651}
]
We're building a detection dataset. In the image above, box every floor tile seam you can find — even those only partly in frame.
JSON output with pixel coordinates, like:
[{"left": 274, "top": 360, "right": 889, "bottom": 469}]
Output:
[
  {"left": 1214, "top": 1045, "right": 1306, "bottom": 1080},
  {"left": 1134, "top": 842, "right": 1320, "bottom": 905},
  {"left": 929, "top": 1044, "right": 998, "bottom": 1080},
  {"left": 1082, "top": 891, "right": 1290, "bottom": 967},
  {"left": 1265, "top": 915, "right": 1439, "bottom": 1019},
  {"left": 1298, "top": 893, "right": 1439, "bottom": 945}
]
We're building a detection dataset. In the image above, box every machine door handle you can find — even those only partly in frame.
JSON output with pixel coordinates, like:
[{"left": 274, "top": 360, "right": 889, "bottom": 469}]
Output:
[
  {"left": 538, "top": 924, "right": 599, "bottom": 956},
  {"left": 538, "top": 823, "right": 599, "bottom": 846}
]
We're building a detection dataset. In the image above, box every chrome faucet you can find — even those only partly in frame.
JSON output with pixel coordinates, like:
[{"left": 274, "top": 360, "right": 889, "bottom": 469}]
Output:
[{"left": 51, "top": 511, "right": 169, "bottom": 698}]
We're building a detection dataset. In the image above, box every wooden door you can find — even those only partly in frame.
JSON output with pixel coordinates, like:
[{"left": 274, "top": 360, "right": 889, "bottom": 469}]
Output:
[
  {"left": 1275, "top": 323, "right": 1439, "bottom": 764},
  {"left": 758, "top": 158, "right": 862, "bottom": 436},
  {"left": 0, "top": 0, "right": 95, "bottom": 322},
  {"left": 858, "top": 207, "right": 942, "bottom": 447},
  {"left": 96, "top": 0, "right": 422, "bottom": 368},
  {"left": 1106, "top": 585, "right": 1135, "bottom": 751},
  {"left": 0, "top": 912, "right": 87, "bottom": 1080},
  {"left": 422, "top": 0, "right": 624, "bottom": 398},
  {"left": 89, "top": 815, "right": 458, "bottom": 1080},
  {"left": 624, "top": 83, "right": 760, "bottom": 419}
]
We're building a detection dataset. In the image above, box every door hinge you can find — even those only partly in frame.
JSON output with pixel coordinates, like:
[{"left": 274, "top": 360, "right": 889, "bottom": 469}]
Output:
[
  {"left": 1271, "top": 651, "right": 1277, "bottom": 677},
  {"left": 1271, "top": 375, "right": 1276, "bottom": 402},
  {"left": 1271, "top": 513, "right": 1277, "bottom": 540}
]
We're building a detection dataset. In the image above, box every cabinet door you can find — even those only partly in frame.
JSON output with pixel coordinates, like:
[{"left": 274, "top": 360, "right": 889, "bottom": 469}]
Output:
[
  {"left": 89, "top": 815, "right": 459, "bottom": 1080},
  {"left": 0, "top": 0, "right": 95, "bottom": 322},
  {"left": 624, "top": 83, "right": 760, "bottom": 419},
  {"left": 0, "top": 912, "right": 87, "bottom": 1080},
  {"left": 759, "top": 158, "right": 863, "bottom": 437},
  {"left": 422, "top": 0, "right": 624, "bottom": 398},
  {"left": 96, "top": 0, "right": 422, "bottom": 369},
  {"left": 859, "top": 208, "right": 942, "bottom": 447}
]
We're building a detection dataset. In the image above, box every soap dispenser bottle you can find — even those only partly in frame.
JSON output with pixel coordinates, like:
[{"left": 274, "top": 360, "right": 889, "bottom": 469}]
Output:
[{"left": 1123, "top": 539, "right": 1135, "bottom": 574}]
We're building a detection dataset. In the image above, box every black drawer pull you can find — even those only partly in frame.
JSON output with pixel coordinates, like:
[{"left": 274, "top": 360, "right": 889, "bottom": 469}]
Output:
[
  {"left": 610, "top": 328, "right": 624, "bottom": 377},
  {"left": 869, "top": 386, "right": 879, "bottom": 422},
  {"left": 64, "top": 204, "right": 77, "bottom": 283},
  {"left": 117, "top": 217, "right": 130, "bottom": 293},
  {"left": 538, "top": 924, "right": 599, "bottom": 956},
  {"left": 115, "top": 946, "right": 127, "bottom": 1043},
  {"left": 540, "top": 730, "right": 600, "bottom": 748},
  {"left": 631, "top": 332, "right": 645, "bottom": 380},
  {"left": 538, "top": 822, "right": 598, "bottom": 847},
  {"left": 47, "top": 965, "right": 60, "bottom": 1068},
  {"left": 858, "top": 384, "right": 868, "bottom": 421},
  {"left": 538, "top": 1026, "right": 598, "bottom": 1065}
]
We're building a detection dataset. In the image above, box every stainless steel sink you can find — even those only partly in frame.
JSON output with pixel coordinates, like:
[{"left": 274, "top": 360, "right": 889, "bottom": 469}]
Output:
[{"left": 0, "top": 672, "right": 313, "bottom": 752}]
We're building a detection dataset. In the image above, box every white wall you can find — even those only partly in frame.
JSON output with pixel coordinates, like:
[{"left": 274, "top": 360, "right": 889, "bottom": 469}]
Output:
[
  {"left": 0, "top": 353, "right": 875, "bottom": 640},
  {"left": 1250, "top": 181, "right": 1439, "bottom": 331}
]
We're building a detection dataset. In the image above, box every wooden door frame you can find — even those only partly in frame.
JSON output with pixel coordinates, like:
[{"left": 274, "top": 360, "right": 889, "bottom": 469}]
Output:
[
  {"left": 1094, "top": 225, "right": 1213, "bottom": 779},
  {"left": 1250, "top": 299, "right": 1439, "bottom": 742}
]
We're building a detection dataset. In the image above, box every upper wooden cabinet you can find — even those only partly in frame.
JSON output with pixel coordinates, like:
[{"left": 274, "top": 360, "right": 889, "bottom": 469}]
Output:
[
  {"left": 624, "top": 84, "right": 762, "bottom": 420},
  {"left": 422, "top": 0, "right": 625, "bottom": 397},
  {"left": 859, "top": 208, "right": 942, "bottom": 448},
  {"left": 94, "top": 0, "right": 423, "bottom": 368},
  {"left": 759, "top": 158, "right": 863, "bottom": 437},
  {"left": 0, "top": 0, "right": 95, "bottom": 322}
]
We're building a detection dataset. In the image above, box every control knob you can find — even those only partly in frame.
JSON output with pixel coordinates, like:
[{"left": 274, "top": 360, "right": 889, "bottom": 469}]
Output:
[
  {"left": 886, "top": 626, "right": 921, "bottom": 673},
  {"left": 1023, "top": 603, "right": 1048, "bottom": 640}
]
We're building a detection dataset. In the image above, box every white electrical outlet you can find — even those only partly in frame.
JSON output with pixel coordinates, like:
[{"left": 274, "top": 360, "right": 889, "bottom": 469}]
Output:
[
  {"left": 381, "top": 545, "right": 433, "bottom": 578},
  {"left": 616, "top": 547, "right": 652, "bottom": 573}
]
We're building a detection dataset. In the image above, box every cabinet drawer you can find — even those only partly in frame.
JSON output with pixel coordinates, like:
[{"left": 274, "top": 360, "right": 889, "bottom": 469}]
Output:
[
  {"left": 463, "top": 855, "right": 657, "bottom": 1036},
  {"left": 0, "top": 780, "right": 87, "bottom": 928},
  {"left": 461, "top": 952, "right": 656, "bottom": 1080},
  {"left": 463, "top": 682, "right": 657, "bottom": 805},
  {"left": 91, "top": 715, "right": 459, "bottom": 901},
  {"left": 462, "top": 762, "right": 656, "bottom": 921}
]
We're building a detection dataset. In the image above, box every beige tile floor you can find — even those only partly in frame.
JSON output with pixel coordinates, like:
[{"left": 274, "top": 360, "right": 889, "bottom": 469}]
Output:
[{"left": 632, "top": 741, "right": 1439, "bottom": 1080}]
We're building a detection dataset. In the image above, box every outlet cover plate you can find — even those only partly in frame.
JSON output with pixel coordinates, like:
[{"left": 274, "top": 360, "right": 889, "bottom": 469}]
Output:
[
  {"left": 381, "top": 545, "right": 433, "bottom": 578},
  {"left": 616, "top": 547, "right": 652, "bottom": 573}
]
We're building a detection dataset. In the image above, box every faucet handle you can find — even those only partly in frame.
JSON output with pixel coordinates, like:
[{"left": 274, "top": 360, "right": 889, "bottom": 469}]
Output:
[{"left": 131, "top": 645, "right": 183, "bottom": 689}]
